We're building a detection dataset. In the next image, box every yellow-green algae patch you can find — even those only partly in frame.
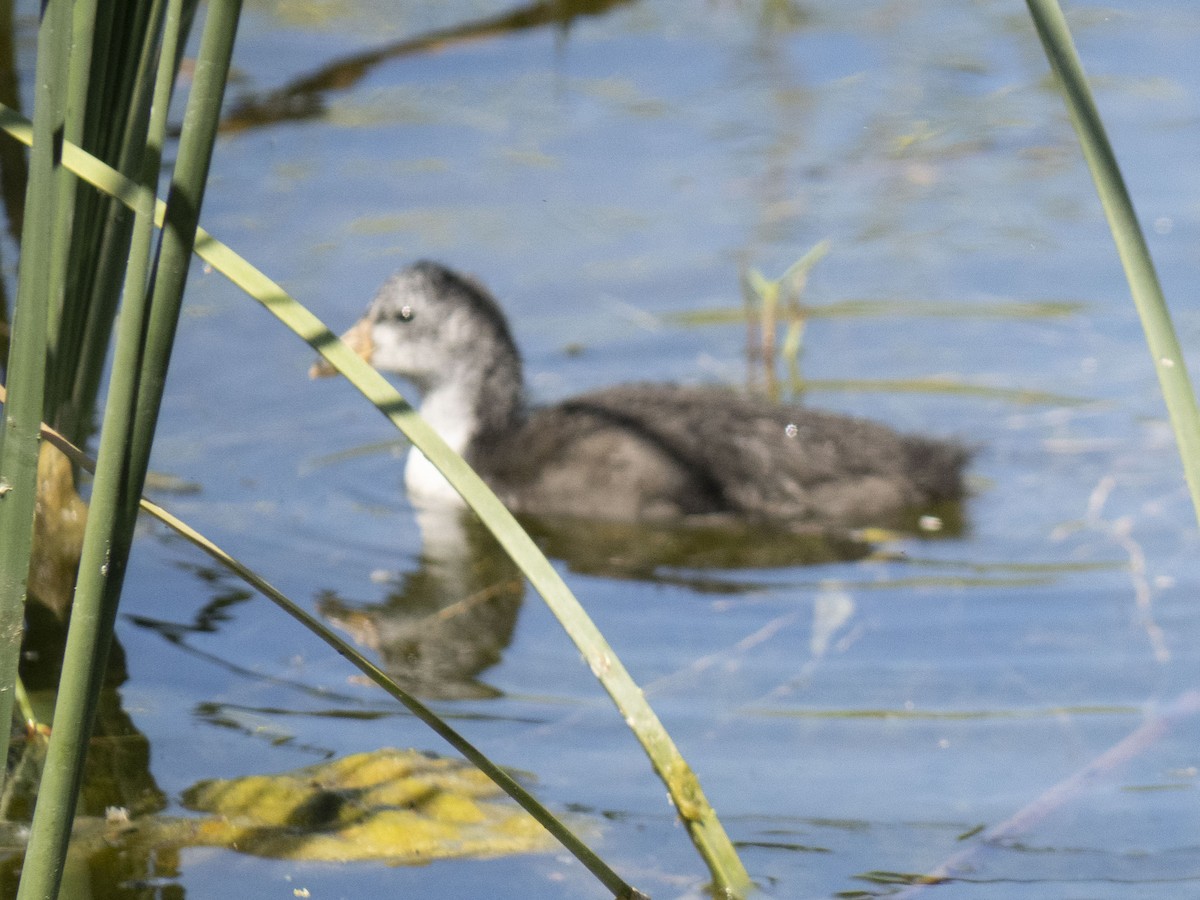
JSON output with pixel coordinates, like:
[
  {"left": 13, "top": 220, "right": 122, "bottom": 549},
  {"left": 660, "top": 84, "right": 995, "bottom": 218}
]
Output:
[
  {"left": 32, "top": 748, "right": 556, "bottom": 867},
  {"left": 178, "top": 748, "right": 554, "bottom": 863}
]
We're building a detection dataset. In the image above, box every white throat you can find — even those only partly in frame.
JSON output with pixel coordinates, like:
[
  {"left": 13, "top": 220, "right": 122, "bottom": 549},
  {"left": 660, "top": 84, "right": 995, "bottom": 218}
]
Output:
[{"left": 403, "top": 383, "right": 478, "bottom": 508}]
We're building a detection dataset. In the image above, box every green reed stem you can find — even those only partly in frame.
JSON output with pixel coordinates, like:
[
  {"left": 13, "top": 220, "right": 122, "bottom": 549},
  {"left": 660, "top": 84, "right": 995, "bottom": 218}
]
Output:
[
  {"left": 41, "top": 0, "right": 94, "bottom": 355},
  {"left": 66, "top": 0, "right": 192, "bottom": 446},
  {"left": 127, "top": 0, "right": 240, "bottom": 485},
  {"left": 1025, "top": 0, "right": 1200, "bottom": 525},
  {"left": 0, "top": 0, "right": 72, "bottom": 793},
  {"left": 119, "top": 0, "right": 182, "bottom": 396},
  {"left": 18, "top": 3, "right": 240, "bottom": 896}
]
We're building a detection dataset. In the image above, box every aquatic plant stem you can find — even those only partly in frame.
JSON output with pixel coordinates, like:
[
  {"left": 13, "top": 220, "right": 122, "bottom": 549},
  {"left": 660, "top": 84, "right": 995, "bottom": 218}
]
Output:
[
  {"left": 0, "top": 0, "right": 71, "bottom": 790},
  {"left": 18, "top": 3, "right": 240, "bottom": 897},
  {"left": 1025, "top": 0, "right": 1200, "bottom": 525},
  {"left": 41, "top": 0, "right": 95, "bottom": 359},
  {"left": 55, "top": 0, "right": 179, "bottom": 444},
  {"left": 127, "top": 0, "right": 239, "bottom": 486}
]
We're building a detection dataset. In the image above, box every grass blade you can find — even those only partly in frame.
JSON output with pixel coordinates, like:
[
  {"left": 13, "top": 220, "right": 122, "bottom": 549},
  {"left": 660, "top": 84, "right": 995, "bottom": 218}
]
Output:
[{"left": 1025, "top": 0, "right": 1200, "bottom": 524}]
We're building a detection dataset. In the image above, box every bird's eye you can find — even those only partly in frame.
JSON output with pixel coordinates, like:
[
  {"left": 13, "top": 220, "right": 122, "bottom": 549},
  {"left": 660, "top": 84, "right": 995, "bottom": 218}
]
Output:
[{"left": 399, "top": 304, "right": 414, "bottom": 322}]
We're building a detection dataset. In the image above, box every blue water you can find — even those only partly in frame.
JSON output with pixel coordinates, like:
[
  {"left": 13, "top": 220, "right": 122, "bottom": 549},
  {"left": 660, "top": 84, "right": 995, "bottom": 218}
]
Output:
[{"left": 14, "top": 0, "right": 1200, "bottom": 896}]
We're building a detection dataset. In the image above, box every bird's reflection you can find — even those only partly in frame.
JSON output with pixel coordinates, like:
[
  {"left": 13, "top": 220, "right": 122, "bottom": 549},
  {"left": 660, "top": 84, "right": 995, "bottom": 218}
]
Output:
[
  {"left": 318, "top": 507, "right": 524, "bottom": 701},
  {"left": 317, "top": 495, "right": 966, "bottom": 700}
]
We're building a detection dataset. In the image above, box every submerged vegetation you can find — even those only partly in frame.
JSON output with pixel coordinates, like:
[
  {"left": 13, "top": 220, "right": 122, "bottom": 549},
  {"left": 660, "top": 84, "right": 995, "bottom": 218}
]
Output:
[{"left": 0, "top": 0, "right": 1195, "bottom": 897}]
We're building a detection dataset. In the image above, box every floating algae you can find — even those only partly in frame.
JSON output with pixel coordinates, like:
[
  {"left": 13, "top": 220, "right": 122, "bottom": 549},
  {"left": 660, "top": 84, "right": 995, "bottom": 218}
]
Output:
[
  {"left": 0, "top": 748, "right": 553, "bottom": 876},
  {"left": 178, "top": 748, "right": 553, "bottom": 864}
]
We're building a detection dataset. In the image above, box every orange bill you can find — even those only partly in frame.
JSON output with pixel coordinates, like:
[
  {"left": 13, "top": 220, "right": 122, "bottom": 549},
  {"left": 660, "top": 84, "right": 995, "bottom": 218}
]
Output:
[{"left": 309, "top": 316, "right": 375, "bottom": 378}]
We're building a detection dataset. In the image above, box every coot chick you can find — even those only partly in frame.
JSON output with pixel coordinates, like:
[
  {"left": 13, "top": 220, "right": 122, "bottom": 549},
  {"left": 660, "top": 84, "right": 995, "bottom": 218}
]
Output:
[{"left": 314, "top": 261, "right": 968, "bottom": 527}]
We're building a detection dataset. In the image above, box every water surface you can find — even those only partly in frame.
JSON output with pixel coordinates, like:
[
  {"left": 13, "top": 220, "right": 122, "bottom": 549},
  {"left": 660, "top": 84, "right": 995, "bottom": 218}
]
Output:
[{"left": 12, "top": 0, "right": 1200, "bottom": 896}]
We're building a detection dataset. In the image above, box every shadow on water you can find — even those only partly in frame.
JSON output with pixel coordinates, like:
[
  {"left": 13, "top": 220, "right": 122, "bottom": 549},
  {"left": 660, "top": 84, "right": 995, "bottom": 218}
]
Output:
[{"left": 519, "top": 510, "right": 960, "bottom": 580}]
